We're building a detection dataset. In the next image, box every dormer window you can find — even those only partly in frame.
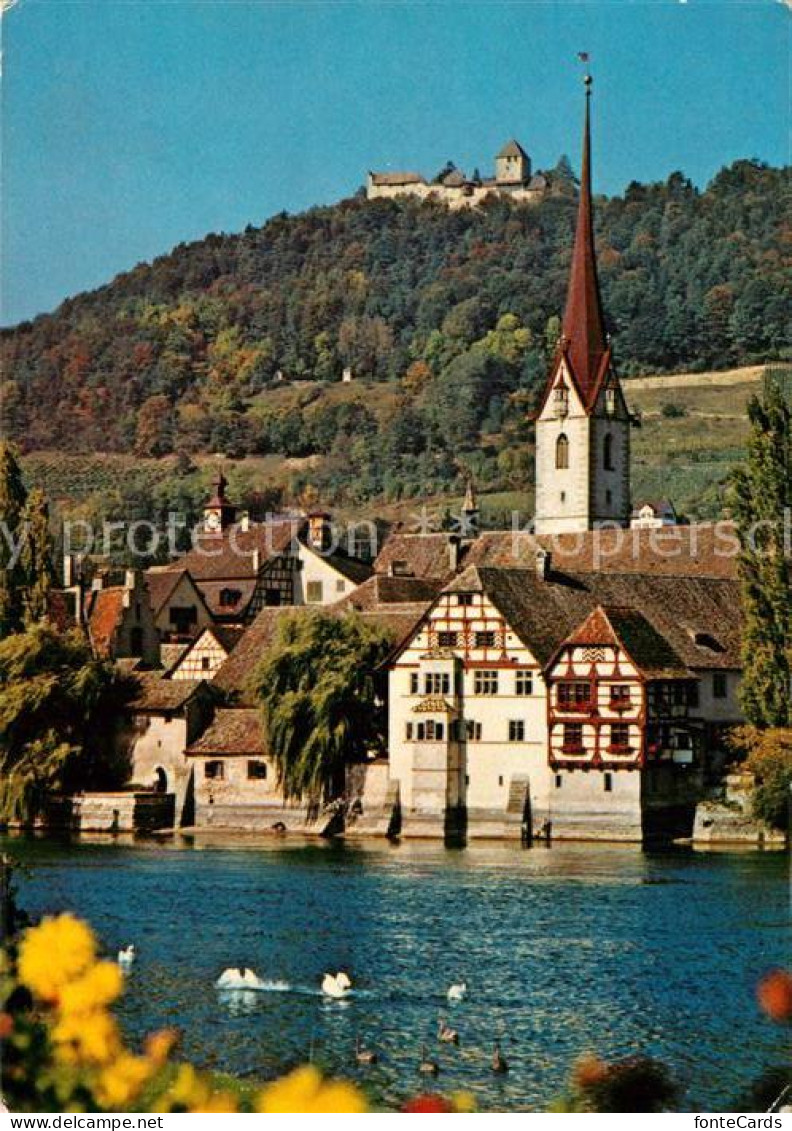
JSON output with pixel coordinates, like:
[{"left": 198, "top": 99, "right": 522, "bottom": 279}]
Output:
[{"left": 219, "top": 588, "right": 242, "bottom": 608}]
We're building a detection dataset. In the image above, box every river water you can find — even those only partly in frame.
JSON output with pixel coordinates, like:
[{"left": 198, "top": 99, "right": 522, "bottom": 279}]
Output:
[{"left": 4, "top": 835, "right": 789, "bottom": 1112}]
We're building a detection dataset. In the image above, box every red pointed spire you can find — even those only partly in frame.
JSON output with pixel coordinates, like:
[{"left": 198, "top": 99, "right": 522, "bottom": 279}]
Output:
[{"left": 562, "top": 75, "right": 608, "bottom": 401}]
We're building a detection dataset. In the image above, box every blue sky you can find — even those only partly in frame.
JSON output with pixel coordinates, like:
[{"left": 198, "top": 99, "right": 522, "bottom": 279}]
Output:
[{"left": 1, "top": 0, "right": 789, "bottom": 325}]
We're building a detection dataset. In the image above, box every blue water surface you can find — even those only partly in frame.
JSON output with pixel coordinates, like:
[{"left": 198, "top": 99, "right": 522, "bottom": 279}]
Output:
[{"left": 4, "top": 835, "right": 789, "bottom": 1112}]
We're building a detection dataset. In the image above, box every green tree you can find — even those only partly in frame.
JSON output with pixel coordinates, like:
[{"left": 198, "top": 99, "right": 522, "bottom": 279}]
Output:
[
  {"left": 20, "top": 487, "right": 55, "bottom": 625},
  {"left": 729, "top": 372, "right": 792, "bottom": 727},
  {"left": 0, "top": 441, "right": 29, "bottom": 636},
  {"left": 0, "top": 624, "right": 128, "bottom": 825},
  {"left": 251, "top": 611, "right": 394, "bottom": 803},
  {"left": 730, "top": 725, "right": 792, "bottom": 832}
]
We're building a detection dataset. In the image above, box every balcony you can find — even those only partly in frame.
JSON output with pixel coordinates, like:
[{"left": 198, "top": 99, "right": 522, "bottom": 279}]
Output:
[
  {"left": 559, "top": 744, "right": 587, "bottom": 756},
  {"left": 606, "top": 744, "right": 634, "bottom": 757}
]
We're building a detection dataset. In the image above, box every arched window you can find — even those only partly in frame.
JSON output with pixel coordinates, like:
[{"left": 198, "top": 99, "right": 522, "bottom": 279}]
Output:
[
  {"left": 556, "top": 434, "right": 569, "bottom": 470},
  {"left": 604, "top": 433, "right": 614, "bottom": 471}
]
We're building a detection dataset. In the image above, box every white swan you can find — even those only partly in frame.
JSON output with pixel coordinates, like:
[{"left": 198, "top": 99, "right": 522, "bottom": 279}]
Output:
[
  {"left": 216, "top": 967, "right": 264, "bottom": 991},
  {"left": 117, "top": 945, "right": 136, "bottom": 969},
  {"left": 322, "top": 971, "right": 353, "bottom": 998},
  {"left": 447, "top": 981, "right": 467, "bottom": 1002}
]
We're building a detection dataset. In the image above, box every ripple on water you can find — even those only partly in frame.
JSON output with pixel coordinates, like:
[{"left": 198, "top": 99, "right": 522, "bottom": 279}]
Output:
[{"left": 4, "top": 835, "right": 789, "bottom": 1112}]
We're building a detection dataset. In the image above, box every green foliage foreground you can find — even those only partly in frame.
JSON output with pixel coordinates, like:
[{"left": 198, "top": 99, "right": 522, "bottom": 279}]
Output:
[{"left": 251, "top": 611, "right": 394, "bottom": 803}]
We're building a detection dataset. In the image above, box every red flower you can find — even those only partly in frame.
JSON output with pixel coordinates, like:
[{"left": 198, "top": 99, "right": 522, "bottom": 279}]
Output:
[{"left": 403, "top": 1094, "right": 453, "bottom": 1113}]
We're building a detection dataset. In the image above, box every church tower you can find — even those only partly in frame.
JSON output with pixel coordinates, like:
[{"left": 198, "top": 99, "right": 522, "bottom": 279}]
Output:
[
  {"left": 203, "top": 470, "right": 237, "bottom": 534},
  {"left": 533, "top": 76, "right": 631, "bottom": 535}
]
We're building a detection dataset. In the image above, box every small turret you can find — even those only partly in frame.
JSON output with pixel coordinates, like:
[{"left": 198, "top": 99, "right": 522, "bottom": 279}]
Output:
[
  {"left": 203, "top": 469, "right": 237, "bottom": 533},
  {"left": 461, "top": 478, "right": 479, "bottom": 537}
]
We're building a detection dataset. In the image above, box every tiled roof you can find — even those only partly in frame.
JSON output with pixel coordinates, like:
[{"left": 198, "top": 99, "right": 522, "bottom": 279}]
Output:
[
  {"left": 197, "top": 579, "right": 258, "bottom": 619},
  {"left": 127, "top": 674, "right": 207, "bottom": 712},
  {"left": 337, "top": 574, "right": 442, "bottom": 610},
  {"left": 559, "top": 605, "right": 687, "bottom": 679},
  {"left": 370, "top": 172, "right": 426, "bottom": 186},
  {"left": 466, "top": 525, "right": 739, "bottom": 579},
  {"left": 86, "top": 588, "right": 126, "bottom": 657},
  {"left": 157, "top": 519, "right": 303, "bottom": 582},
  {"left": 212, "top": 608, "right": 294, "bottom": 701},
  {"left": 186, "top": 708, "right": 266, "bottom": 757},
  {"left": 211, "top": 625, "right": 247, "bottom": 652},
  {"left": 214, "top": 604, "right": 427, "bottom": 703},
  {"left": 373, "top": 533, "right": 459, "bottom": 581},
  {"left": 145, "top": 569, "right": 188, "bottom": 615},
  {"left": 374, "top": 524, "right": 739, "bottom": 582},
  {"left": 440, "top": 566, "right": 742, "bottom": 673}
]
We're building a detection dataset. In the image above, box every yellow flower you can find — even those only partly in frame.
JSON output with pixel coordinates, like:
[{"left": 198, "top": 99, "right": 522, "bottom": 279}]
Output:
[
  {"left": 194, "top": 1091, "right": 239, "bottom": 1113},
  {"left": 165, "top": 1064, "right": 211, "bottom": 1111},
  {"left": 144, "top": 1028, "right": 179, "bottom": 1066},
  {"left": 95, "top": 1053, "right": 153, "bottom": 1110},
  {"left": 256, "top": 1065, "right": 367, "bottom": 1113},
  {"left": 52, "top": 1009, "right": 121, "bottom": 1066},
  {"left": 450, "top": 1090, "right": 477, "bottom": 1112},
  {"left": 59, "top": 961, "right": 123, "bottom": 1015},
  {"left": 18, "top": 915, "right": 96, "bottom": 1002}
]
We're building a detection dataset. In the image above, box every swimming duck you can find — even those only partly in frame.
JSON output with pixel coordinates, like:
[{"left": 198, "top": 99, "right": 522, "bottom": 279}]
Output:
[
  {"left": 491, "top": 1041, "right": 509, "bottom": 1074},
  {"left": 418, "top": 1044, "right": 439, "bottom": 1075},
  {"left": 437, "top": 1017, "right": 459, "bottom": 1044},
  {"left": 355, "top": 1036, "right": 378, "bottom": 1065}
]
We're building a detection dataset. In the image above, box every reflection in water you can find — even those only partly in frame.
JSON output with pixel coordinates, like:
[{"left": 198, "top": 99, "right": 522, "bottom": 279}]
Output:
[{"left": 4, "top": 835, "right": 789, "bottom": 1112}]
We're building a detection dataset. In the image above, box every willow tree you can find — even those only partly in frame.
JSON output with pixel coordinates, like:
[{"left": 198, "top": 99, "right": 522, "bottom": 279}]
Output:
[
  {"left": 729, "top": 371, "right": 792, "bottom": 728},
  {"left": 251, "top": 611, "right": 394, "bottom": 803},
  {"left": 0, "top": 624, "right": 128, "bottom": 825}
]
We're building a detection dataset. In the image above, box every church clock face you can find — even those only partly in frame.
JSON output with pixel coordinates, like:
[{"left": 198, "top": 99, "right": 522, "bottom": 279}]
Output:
[{"left": 205, "top": 510, "right": 221, "bottom": 532}]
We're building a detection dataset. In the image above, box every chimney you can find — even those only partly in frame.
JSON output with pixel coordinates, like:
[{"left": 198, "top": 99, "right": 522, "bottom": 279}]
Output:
[
  {"left": 448, "top": 534, "right": 461, "bottom": 574},
  {"left": 91, "top": 576, "right": 105, "bottom": 592},
  {"left": 535, "top": 548, "right": 551, "bottom": 581},
  {"left": 63, "top": 555, "right": 75, "bottom": 588},
  {"left": 124, "top": 569, "right": 137, "bottom": 591},
  {"left": 308, "top": 511, "right": 332, "bottom": 553},
  {"left": 252, "top": 548, "right": 261, "bottom": 573},
  {"left": 239, "top": 511, "right": 251, "bottom": 533}
]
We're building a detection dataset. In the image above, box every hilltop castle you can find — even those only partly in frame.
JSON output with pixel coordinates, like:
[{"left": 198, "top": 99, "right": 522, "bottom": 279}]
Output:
[{"left": 367, "top": 139, "right": 547, "bottom": 209}]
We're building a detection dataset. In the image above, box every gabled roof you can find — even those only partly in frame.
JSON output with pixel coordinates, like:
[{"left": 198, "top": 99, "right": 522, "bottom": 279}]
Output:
[
  {"left": 497, "top": 139, "right": 529, "bottom": 160},
  {"left": 157, "top": 519, "right": 304, "bottom": 582},
  {"left": 556, "top": 605, "right": 688, "bottom": 679},
  {"left": 299, "top": 540, "right": 374, "bottom": 586},
  {"left": 373, "top": 532, "right": 460, "bottom": 581},
  {"left": 145, "top": 567, "right": 213, "bottom": 622},
  {"left": 172, "top": 624, "right": 246, "bottom": 673},
  {"left": 186, "top": 708, "right": 266, "bottom": 757},
  {"left": 429, "top": 565, "right": 742, "bottom": 674},
  {"left": 339, "top": 574, "right": 443, "bottom": 610}
]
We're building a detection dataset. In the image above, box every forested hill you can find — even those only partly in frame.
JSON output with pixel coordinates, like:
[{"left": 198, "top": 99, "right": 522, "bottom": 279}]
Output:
[{"left": 2, "top": 159, "right": 789, "bottom": 479}]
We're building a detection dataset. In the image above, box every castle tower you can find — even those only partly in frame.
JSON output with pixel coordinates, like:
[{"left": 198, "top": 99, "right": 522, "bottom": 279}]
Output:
[
  {"left": 495, "top": 139, "right": 531, "bottom": 186},
  {"left": 203, "top": 469, "right": 237, "bottom": 533},
  {"left": 533, "top": 76, "right": 631, "bottom": 535}
]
